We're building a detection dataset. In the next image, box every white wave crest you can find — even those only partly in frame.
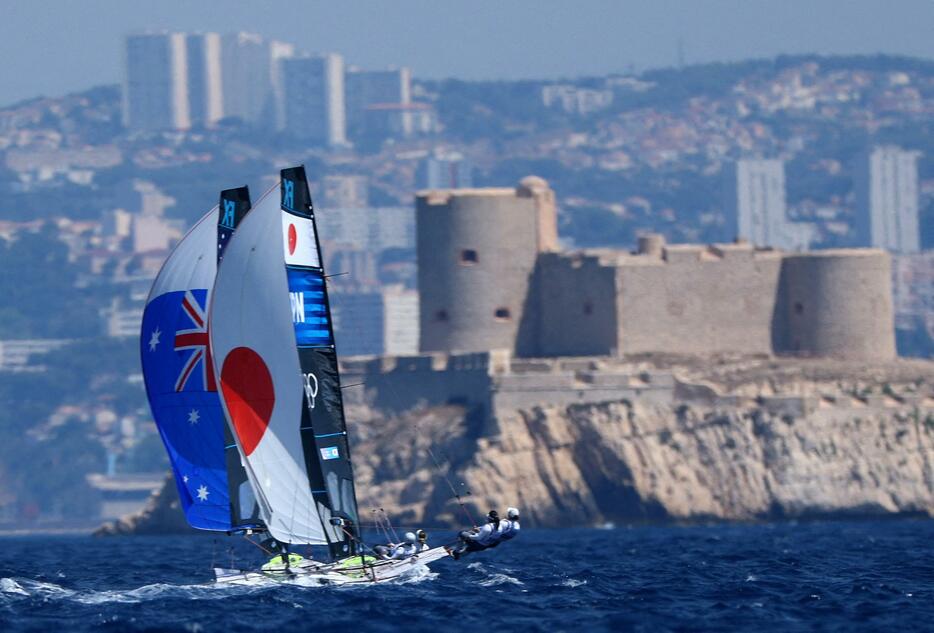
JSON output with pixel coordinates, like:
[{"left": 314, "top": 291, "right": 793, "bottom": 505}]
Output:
[
  {"left": 1, "top": 578, "right": 29, "bottom": 596},
  {"left": 393, "top": 564, "right": 438, "bottom": 585},
  {"left": 478, "top": 573, "right": 523, "bottom": 587},
  {"left": 0, "top": 577, "right": 258, "bottom": 604},
  {"left": 560, "top": 579, "right": 588, "bottom": 588}
]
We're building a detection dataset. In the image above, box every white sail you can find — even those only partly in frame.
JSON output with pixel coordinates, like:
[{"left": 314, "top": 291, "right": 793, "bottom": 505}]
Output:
[
  {"left": 209, "top": 185, "right": 327, "bottom": 545},
  {"left": 148, "top": 207, "right": 217, "bottom": 299}
]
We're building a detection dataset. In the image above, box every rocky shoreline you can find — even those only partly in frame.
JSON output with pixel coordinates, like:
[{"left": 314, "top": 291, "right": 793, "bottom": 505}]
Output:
[{"left": 96, "top": 356, "right": 934, "bottom": 534}]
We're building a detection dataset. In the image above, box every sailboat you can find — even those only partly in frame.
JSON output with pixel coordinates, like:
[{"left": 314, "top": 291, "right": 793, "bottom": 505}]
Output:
[{"left": 141, "top": 167, "right": 452, "bottom": 585}]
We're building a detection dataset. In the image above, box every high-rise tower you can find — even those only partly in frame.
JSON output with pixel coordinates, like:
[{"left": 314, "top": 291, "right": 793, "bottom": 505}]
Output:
[
  {"left": 123, "top": 33, "right": 190, "bottom": 131},
  {"left": 280, "top": 54, "right": 347, "bottom": 146},
  {"left": 854, "top": 146, "right": 921, "bottom": 254}
]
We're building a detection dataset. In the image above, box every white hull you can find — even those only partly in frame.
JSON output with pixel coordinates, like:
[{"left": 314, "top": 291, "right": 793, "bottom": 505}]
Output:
[{"left": 214, "top": 546, "right": 451, "bottom": 586}]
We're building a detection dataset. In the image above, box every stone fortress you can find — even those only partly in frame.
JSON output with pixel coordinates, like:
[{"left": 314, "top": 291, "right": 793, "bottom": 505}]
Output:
[
  {"left": 416, "top": 175, "right": 894, "bottom": 361},
  {"left": 342, "top": 176, "right": 904, "bottom": 422}
]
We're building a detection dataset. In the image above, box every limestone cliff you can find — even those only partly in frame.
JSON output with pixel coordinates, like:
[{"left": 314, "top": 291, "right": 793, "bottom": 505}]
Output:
[
  {"left": 352, "top": 356, "right": 934, "bottom": 527},
  {"left": 97, "top": 357, "right": 934, "bottom": 533}
]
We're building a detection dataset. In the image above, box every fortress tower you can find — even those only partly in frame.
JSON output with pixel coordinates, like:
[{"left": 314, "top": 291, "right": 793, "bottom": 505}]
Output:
[
  {"left": 416, "top": 176, "right": 558, "bottom": 354},
  {"left": 774, "top": 250, "right": 896, "bottom": 360}
]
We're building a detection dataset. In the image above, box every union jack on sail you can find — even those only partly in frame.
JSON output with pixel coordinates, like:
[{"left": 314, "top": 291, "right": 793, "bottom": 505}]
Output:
[{"left": 174, "top": 290, "right": 216, "bottom": 392}]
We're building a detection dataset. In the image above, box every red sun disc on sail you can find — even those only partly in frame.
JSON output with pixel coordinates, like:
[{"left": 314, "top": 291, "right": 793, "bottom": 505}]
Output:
[
  {"left": 220, "top": 347, "right": 275, "bottom": 456},
  {"left": 288, "top": 223, "right": 297, "bottom": 255}
]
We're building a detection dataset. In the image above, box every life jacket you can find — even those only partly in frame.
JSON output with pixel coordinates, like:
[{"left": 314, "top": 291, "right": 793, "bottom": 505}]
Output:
[
  {"left": 472, "top": 522, "right": 497, "bottom": 546},
  {"left": 390, "top": 542, "right": 418, "bottom": 559},
  {"left": 499, "top": 519, "right": 520, "bottom": 541}
]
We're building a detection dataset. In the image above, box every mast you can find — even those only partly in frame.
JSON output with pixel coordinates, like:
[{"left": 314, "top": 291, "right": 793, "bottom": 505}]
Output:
[{"left": 281, "top": 166, "right": 361, "bottom": 558}]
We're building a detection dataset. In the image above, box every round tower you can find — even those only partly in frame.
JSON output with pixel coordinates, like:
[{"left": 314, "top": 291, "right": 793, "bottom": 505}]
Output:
[
  {"left": 416, "top": 176, "right": 557, "bottom": 354},
  {"left": 777, "top": 249, "right": 895, "bottom": 360}
]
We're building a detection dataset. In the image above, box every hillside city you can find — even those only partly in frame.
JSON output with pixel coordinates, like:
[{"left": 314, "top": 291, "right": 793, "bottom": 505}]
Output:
[{"left": 0, "top": 31, "right": 931, "bottom": 528}]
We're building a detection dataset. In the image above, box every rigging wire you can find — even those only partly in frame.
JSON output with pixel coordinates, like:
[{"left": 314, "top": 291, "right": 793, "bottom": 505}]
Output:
[
  {"left": 416, "top": 423, "right": 478, "bottom": 528},
  {"left": 378, "top": 507, "right": 401, "bottom": 543},
  {"left": 242, "top": 534, "right": 273, "bottom": 556}
]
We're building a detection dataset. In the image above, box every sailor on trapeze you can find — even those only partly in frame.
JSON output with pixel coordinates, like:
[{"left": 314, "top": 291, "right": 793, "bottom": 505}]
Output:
[{"left": 449, "top": 507, "right": 520, "bottom": 560}]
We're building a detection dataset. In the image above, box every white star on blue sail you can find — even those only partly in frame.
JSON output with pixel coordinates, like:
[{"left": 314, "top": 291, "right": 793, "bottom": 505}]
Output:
[
  {"left": 188, "top": 409, "right": 200, "bottom": 425},
  {"left": 196, "top": 485, "right": 209, "bottom": 502},
  {"left": 148, "top": 328, "right": 161, "bottom": 352}
]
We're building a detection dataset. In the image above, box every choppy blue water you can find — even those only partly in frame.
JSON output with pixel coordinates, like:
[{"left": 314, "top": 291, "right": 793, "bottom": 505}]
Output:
[{"left": 1, "top": 520, "right": 933, "bottom": 632}]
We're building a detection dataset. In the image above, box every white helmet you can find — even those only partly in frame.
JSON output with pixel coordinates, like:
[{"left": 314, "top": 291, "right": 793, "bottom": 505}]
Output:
[
  {"left": 404, "top": 531, "right": 417, "bottom": 544},
  {"left": 507, "top": 507, "right": 520, "bottom": 519}
]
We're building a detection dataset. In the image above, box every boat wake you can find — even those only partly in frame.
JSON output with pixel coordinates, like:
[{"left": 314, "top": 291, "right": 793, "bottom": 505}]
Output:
[{"left": 0, "top": 576, "right": 258, "bottom": 605}]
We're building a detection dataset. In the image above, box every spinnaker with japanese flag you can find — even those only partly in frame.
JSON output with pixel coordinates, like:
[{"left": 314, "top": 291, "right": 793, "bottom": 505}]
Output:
[
  {"left": 207, "top": 166, "right": 454, "bottom": 585},
  {"left": 209, "top": 167, "right": 359, "bottom": 554}
]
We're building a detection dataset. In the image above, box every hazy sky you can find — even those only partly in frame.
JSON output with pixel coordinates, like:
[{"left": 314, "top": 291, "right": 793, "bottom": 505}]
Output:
[{"left": 1, "top": 0, "right": 933, "bottom": 107}]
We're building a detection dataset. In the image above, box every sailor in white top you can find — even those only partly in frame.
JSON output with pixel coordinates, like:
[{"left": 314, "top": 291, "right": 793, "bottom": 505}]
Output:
[
  {"left": 450, "top": 510, "right": 503, "bottom": 559},
  {"left": 416, "top": 529, "right": 430, "bottom": 552},
  {"left": 390, "top": 532, "right": 421, "bottom": 559},
  {"left": 495, "top": 507, "right": 521, "bottom": 544}
]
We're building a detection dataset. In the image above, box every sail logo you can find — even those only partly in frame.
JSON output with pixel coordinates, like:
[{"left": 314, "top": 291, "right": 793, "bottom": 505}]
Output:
[
  {"left": 320, "top": 446, "right": 340, "bottom": 461},
  {"left": 290, "top": 291, "right": 305, "bottom": 323},
  {"left": 302, "top": 372, "right": 318, "bottom": 409},
  {"left": 221, "top": 199, "right": 236, "bottom": 228},
  {"left": 282, "top": 179, "right": 295, "bottom": 211},
  {"left": 282, "top": 214, "right": 321, "bottom": 268}
]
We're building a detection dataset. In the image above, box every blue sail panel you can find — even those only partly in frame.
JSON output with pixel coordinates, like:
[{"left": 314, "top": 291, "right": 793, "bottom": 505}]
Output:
[
  {"left": 141, "top": 288, "right": 233, "bottom": 531},
  {"left": 287, "top": 267, "right": 335, "bottom": 347}
]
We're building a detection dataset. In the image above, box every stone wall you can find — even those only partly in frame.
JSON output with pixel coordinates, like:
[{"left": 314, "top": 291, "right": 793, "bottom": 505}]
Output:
[{"left": 616, "top": 243, "right": 784, "bottom": 355}]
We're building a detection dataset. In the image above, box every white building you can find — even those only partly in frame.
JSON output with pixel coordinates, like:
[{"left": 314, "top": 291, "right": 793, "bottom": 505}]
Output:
[
  {"left": 322, "top": 175, "right": 369, "bottom": 208},
  {"left": 220, "top": 32, "right": 274, "bottom": 126},
  {"left": 724, "top": 158, "right": 814, "bottom": 250},
  {"left": 542, "top": 84, "right": 613, "bottom": 115},
  {"left": 185, "top": 33, "right": 224, "bottom": 127},
  {"left": 419, "top": 150, "right": 473, "bottom": 189},
  {"left": 382, "top": 287, "right": 419, "bottom": 355},
  {"left": 122, "top": 31, "right": 307, "bottom": 131},
  {"left": 854, "top": 146, "right": 921, "bottom": 253},
  {"left": 123, "top": 33, "right": 190, "bottom": 131},
  {"left": 345, "top": 67, "right": 411, "bottom": 137},
  {"left": 0, "top": 339, "right": 72, "bottom": 371},
  {"left": 269, "top": 40, "right": 296, "bottom": 130},
  {"left": 317, "top": 206, "right": 414, "bottom": 251},
  {"left": 281, "top": 53, "right": 346, "bottom": 146},
  {"left": 892, "top": 252, "right": 934, "bottom": 330},
  {"left": 331, "top": 286, "right": 419, "bottom": 356}
]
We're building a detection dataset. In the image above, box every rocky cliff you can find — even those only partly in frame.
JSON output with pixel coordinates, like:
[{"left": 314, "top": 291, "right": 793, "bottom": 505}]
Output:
[{"left": 97, "top": 356, "right": 934, "bottom": 533}]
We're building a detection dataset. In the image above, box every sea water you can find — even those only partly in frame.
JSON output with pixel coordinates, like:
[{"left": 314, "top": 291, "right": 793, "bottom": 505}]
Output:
[{"left": 2, "top": 520, "right": 934, "bottom": 632}]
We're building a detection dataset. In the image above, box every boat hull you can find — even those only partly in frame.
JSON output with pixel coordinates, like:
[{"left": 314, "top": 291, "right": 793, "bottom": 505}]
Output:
[{"left": 213, "top": 546, "right": 451, "bottom": 586}]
